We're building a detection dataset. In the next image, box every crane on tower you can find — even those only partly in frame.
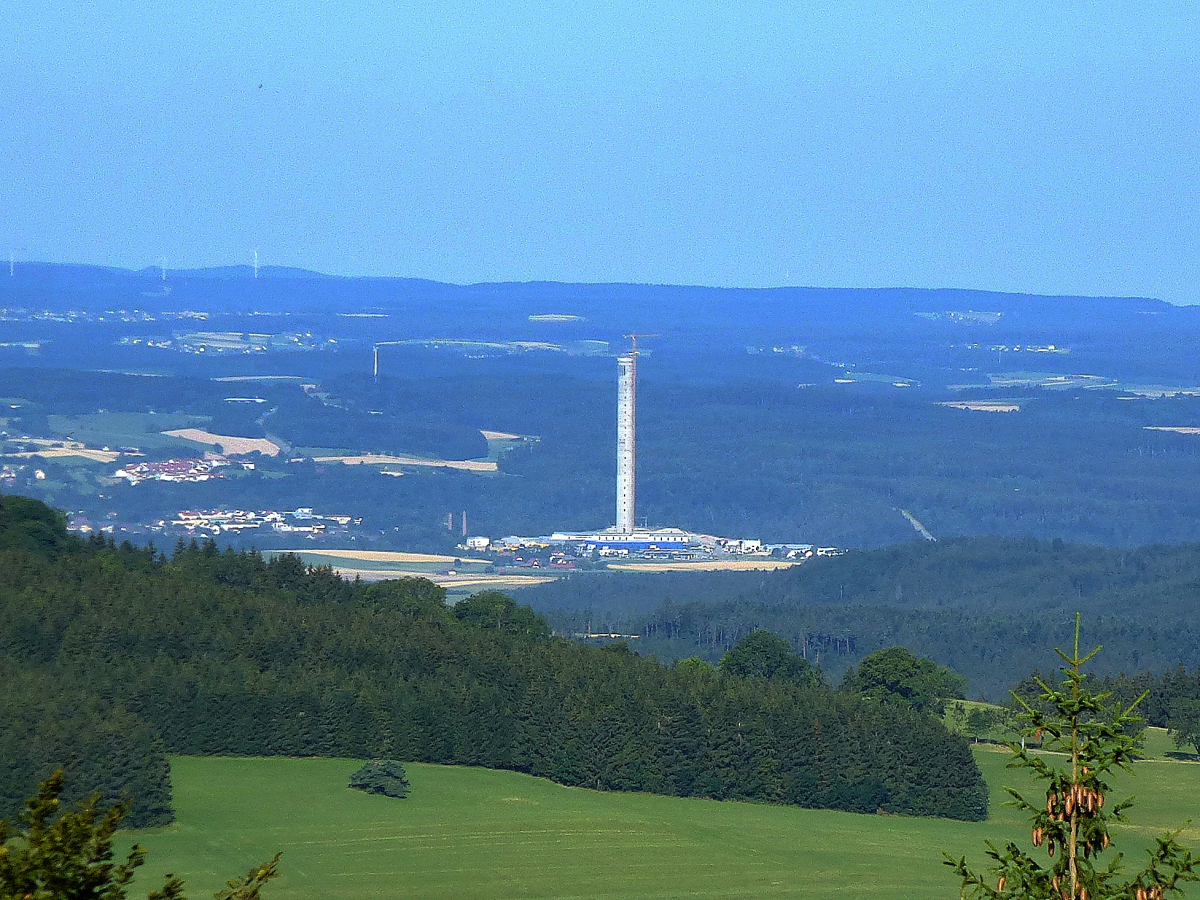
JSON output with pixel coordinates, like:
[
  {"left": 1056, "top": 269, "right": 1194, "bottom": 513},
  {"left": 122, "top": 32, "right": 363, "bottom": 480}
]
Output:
[{"left": 623, "top": 333, "right": 660, "bottom": 356}]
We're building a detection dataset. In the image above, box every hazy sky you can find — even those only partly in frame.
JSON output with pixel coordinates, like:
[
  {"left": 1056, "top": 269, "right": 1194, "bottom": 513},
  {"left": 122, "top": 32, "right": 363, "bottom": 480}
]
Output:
[{"left": 5, "top": 1, "right": 1199, "bottom": 301}]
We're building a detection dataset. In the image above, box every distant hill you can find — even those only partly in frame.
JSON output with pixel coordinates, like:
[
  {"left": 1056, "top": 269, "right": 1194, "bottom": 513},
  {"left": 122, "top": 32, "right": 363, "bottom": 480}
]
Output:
[
  {"left": 9, "top": 263, "right": 1200, "bottom": 550},
  {"left": 7, "top": 262, "right": 1200, "bottom": 393}
]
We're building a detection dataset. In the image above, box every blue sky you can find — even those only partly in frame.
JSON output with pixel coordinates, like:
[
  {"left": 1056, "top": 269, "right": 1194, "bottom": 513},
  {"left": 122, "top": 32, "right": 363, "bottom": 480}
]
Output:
[{"left": 5, "top": 1, "right": 1199, "bottom": 301}]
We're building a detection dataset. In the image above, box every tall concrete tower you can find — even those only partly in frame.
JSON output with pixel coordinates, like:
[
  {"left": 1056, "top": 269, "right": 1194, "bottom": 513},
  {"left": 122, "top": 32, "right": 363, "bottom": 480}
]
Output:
[{"left": 616, "top": 352, "right": 637, "bottom": 533}]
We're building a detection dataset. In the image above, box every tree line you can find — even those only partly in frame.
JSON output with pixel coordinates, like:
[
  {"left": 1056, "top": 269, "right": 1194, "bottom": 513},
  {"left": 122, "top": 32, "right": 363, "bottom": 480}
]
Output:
[
  {"left": 0, "top": 494, "right": 987, "bottom": 824},
  {"left": 519, "top": 535, "right": 1200, "bottom": 699}
]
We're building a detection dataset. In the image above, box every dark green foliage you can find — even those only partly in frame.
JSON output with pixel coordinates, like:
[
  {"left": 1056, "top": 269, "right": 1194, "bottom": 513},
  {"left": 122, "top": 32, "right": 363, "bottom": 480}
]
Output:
[
  {"left": 0, "top": 770, "right": 279, "bottom": 900},
  {"left": 945, "top": 701, "right": 1022, "bottom": 746},
  {"left": 0, "top": 501, "right": 172, "bottom": 828},
  {"left": 947, "top": 617, "right": 1200, "bottom": 900},
  {"left": 522, "top": 536, "right": 1200, "bottom": 698},
  {"left": 213, "top": 855, "right": 281, "bottom": 900},
  {"left": 0, "top": 771, "right": 175, "bottom": 900},
  {"left": 718, "top": 630, "right": 818, "bottom": 686},
  {"left": 1168, "top": 698, "right": 1200, "bottom": 756},
  {"left": 348, "top": 761, "right": 410, "bottom": 798},
  {"left": 1058, "top": 667, "right": 1200, "bottom": 754},
  {"left": 0, "top": 668, "right": 173, "bottom": 828},
  {"left": 453, "top": 591, "right": 551, "bottom": 640},
  {"left": 0, "top": 496, "right": 987, "bottom": 821},
  {"left": 842, "top": 646, "right": 966, "bottom": 714},
  {"left": 267, "top": 390, "right": 488, "bottom": 461},
  {"left": 0, "top": 494, "right": 74, "bottom": 556}
]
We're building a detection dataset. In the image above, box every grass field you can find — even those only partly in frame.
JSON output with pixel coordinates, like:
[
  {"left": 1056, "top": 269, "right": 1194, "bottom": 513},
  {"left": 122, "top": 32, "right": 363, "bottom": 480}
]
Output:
[
  {"left": 125, "top": 737, "right": 1200, "bottom": 900},
  {"left": 45, "top": 412, "right": 209, "bottom": 451}
]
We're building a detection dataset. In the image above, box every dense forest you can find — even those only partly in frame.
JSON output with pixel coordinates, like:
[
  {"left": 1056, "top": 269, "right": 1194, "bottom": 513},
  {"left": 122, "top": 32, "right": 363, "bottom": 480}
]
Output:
[
  {"left": 518, "top": 536, "right": 1200, "bottom": 698},
  {"left": 0, "top": 494, "right": 988, "bottom": 824}
]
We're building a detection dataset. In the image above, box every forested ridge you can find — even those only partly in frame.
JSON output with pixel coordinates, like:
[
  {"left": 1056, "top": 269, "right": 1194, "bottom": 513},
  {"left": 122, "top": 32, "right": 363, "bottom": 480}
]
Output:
[
  {"left": 520, "top": 536, "right": 1200, "bottom": 698},
  {"left": 0, "top": 494, "right": 987, "bottom": 825}
]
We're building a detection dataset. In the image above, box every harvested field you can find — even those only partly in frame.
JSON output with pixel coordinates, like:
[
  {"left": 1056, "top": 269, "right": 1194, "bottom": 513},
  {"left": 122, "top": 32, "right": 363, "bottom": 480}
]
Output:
[
  {"left": 608, "top": 559, "right": 802, "bottom": 572},
  {"left": 275, "top": 549, "right": 550, "bottom": 587},
  {"left": 327, "top": 567, "right": 555, "bottom": 588},
  {"left": 939, "top": 401, "right": 1021, "bottom": 412},
  {"left": 210, "top": 375, "right": 306, "bottom": 382},
  {"left": 311, "top": 453, "right": 498, "bottom": 471},
  {"left": 3, "top": 437, "right": 121, "bottom": 463},
  {"left": 286, "top": 549, "right": 490, "bottom": 564},
  {"left": 162, "top": 428, "right": 282, "bottom": 456},
  {"left": 7, "top": 447, "right": 120, "bottom": 463}
]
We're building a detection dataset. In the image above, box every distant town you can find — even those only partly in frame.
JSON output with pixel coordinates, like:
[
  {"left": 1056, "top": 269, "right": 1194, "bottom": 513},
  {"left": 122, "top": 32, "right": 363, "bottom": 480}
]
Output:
[{"left": 68, "top": 506, "right": 362, "bottom": 541}]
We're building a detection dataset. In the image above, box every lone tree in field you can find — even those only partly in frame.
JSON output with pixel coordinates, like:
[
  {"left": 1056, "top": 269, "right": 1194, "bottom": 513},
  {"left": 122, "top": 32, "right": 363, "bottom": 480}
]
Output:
[
  {"left": 348, "top": 760, "right": 410, "bottom": 799},
  {"left": 946, "top": 615, "right": 1200, "bottom": 900}
]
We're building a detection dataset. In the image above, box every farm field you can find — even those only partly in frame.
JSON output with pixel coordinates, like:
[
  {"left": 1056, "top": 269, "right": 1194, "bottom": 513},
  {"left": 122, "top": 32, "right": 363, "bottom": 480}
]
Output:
[
  {"left": 126, "top": 742, "right": 1200, "bottom": 900},
  {"left": 607, "top": 559, "right": 803, "bottom": 573},
  {"left": 315, "top": 567, "right": 555, "bottom": 589},
  {"left": 4, "top": 443, "right": 119, "bottom": 463},
  {"left": 287, "top": 549, "right": 492, "bottom": 564},
  {"left": 1146, "top": 426, "right": 1200, "bottom": 435},
  {"left": 308, "top": 453, "right": 498, "bottom": 472},
  {"left": 275, "top": 549, "right": 555, "bottom": 590},
  {"left": 938, "top": 400, "right": 1023, "bottom": 412},
  {"left": 45, "top": 412, "right": 208, "bottom": 451},
  {"left": 161, "top": 427, "right": 283, "bottom": 456},
  {"left": 279, "top": 548, "right": 802, "bottom": 584}
]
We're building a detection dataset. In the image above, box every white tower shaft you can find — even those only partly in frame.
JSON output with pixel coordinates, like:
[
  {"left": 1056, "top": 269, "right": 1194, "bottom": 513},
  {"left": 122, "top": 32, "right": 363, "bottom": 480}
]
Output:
[{"left": 616, "top": 352, "right": 637, "bottom": 533}]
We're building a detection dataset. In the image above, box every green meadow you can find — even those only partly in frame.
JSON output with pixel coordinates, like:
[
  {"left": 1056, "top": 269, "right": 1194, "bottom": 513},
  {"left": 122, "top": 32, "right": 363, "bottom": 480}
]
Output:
[
  {"left": 127, "top": 734, "right": 1200, "bottom": 900},
  {"left": 45, "top": 412, "right": 208, "bottom": 450}
]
